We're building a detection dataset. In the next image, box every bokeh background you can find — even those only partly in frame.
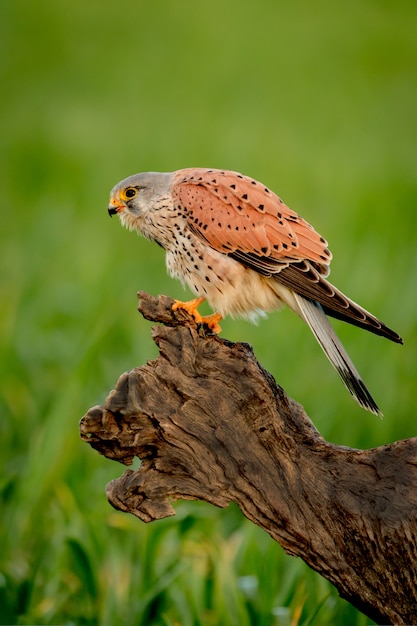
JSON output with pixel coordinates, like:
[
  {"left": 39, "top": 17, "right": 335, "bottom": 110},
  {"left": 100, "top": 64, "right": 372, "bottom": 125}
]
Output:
[{"left": 1, "top": 0, "right": 416, "bottom": 624}]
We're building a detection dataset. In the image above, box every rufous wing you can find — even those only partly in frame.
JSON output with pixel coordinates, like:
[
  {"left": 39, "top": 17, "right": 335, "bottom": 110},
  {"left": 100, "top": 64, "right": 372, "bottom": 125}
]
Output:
[
  {"left": 171, "top": 168, "right": 402, "bottom": 344},
  {"left": 171, "top": 168, "right": 332, "bottom": 275}
]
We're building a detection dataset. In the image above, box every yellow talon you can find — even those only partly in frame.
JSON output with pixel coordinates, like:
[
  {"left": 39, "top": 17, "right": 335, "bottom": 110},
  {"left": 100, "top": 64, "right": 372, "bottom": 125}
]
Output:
[
  {"left": 172, "top": 297, "right": 206, "bottom": 320},
  {"left": 199, "top": 312, "right": 223, "bottom": 334},
  {"left": 172, "top": 297, "right": 223, "bottom": 334}
]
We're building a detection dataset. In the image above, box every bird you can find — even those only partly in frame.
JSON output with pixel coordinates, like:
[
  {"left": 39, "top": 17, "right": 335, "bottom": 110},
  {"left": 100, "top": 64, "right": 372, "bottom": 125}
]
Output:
[{"left": 108, "top": 167, "right": 403, "bottom": 415}]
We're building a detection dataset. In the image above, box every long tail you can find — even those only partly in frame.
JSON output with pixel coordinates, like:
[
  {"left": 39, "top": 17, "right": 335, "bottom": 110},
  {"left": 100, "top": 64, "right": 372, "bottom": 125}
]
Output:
[{"left": 294, "top": 294, "right": 382, "bottom": 416}]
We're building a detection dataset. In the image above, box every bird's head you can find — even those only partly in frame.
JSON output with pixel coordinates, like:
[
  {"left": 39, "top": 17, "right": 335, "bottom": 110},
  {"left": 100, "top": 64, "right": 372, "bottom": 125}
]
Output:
[{"left": 108, "top": 172, "right": 173, "bottom": 230}]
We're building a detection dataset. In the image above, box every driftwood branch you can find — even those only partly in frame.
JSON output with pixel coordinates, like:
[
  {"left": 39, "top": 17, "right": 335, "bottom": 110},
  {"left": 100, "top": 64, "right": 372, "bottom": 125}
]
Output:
[{"left": 80, "top": 292, "right": 417, "bottom": 624}]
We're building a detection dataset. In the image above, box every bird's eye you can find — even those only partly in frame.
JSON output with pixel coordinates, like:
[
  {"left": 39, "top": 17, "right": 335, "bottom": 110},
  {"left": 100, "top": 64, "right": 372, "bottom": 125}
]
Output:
[{"left": 122, "top": 187, "right": 138, "bottom": 200}]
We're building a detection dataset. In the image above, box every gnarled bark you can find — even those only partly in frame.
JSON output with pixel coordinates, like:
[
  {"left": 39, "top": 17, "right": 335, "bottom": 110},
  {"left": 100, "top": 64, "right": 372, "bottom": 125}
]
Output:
[{"left": 80, "top": 292, "right": 417, "bottom": 624}]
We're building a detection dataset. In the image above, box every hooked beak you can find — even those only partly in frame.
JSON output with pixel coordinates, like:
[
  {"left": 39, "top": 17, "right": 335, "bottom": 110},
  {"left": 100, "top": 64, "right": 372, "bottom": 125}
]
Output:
[{"left": 108, "top": 198, "right": 125, "bottom": 217}]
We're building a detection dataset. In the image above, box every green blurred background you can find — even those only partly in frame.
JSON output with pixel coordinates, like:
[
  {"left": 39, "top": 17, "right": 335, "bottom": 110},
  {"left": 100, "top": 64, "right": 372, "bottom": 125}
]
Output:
[{"left": 1, "top": 0, "right": 416, "bottom": 624}]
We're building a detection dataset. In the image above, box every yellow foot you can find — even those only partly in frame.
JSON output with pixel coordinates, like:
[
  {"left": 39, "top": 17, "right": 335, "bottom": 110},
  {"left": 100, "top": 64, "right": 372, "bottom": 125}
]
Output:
[
  {"left": 172, "top": 297, "right": 206, "bottom": 319},
  {"left": 198, "top": 312, "right": 223, "bottom": 334},
  {"left": 172, "top": 298, "right": 223, "bottom": 334}
]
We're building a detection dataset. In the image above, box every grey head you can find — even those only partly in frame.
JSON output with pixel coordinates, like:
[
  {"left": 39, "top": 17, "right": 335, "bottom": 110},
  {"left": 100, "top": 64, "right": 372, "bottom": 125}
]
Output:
[{"left": 108, "top": 171, "right": 174, "bottom": 218}]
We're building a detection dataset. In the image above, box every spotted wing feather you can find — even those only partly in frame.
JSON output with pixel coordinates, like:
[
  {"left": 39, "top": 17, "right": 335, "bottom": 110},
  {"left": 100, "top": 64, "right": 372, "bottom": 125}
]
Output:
[
  {"left": 171, "top": 168, "right": 332, "bottom": 273},
  {"left": 277, "top": 261, "right": 403, "bottom": 343},
  {"left": 171, "top": 168, "right": 402, "bottom": 344}
]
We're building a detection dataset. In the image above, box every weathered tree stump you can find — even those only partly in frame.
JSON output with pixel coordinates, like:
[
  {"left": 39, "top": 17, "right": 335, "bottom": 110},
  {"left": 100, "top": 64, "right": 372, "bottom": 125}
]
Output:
[{"left": 80, "top": 292, "right": 417, "bottom": 625}]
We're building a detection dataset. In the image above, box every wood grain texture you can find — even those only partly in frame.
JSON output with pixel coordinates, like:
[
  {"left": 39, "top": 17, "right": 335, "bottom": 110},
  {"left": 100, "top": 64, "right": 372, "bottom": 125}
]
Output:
[{"left": 80, "top": 292, "right": 417, "bottom": 624}]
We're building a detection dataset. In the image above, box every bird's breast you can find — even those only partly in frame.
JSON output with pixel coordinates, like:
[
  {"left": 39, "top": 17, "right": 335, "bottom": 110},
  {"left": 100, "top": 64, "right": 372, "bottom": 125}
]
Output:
[{"left": 165, "top": 232, "right": 285, "bottom": 320}]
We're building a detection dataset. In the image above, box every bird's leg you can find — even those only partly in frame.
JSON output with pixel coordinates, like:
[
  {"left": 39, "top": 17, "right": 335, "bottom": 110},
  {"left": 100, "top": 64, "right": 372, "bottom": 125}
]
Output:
[
  {"left": 198, "top": 312, "right": 223, "bottom": 334},
  {"left": 172, "top": 296, "right": 206, "bottom": 318},
  {"left": 172, "top": 297, "right": 223, "bottom": 334}
]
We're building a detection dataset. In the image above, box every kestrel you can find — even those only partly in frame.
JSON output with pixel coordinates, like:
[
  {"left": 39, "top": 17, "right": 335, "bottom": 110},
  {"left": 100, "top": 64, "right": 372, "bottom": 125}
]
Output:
[{"left": 108, "top": 168, "right": 403, "bottom": 415}]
